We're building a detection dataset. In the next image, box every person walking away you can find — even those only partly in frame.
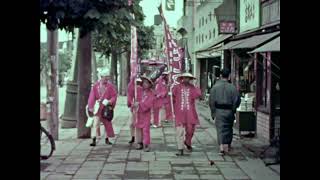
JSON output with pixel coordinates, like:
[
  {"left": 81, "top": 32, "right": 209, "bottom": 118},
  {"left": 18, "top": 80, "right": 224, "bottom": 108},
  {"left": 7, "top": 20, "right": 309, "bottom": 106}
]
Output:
[
  {"left": 209, "top": 68, "right": 239, "bottom": 155},
  {"left": 127, "top": 76, "right": 143, "bottom": 144},
  {"left": 171, "top": 72, "right": 202, "bottom": 156},
  {"left": 133, "top": 76, "right": 155, "bottom": 152},
  {"left": 87, "top": 68, "right": 118, "bottom": 146}
]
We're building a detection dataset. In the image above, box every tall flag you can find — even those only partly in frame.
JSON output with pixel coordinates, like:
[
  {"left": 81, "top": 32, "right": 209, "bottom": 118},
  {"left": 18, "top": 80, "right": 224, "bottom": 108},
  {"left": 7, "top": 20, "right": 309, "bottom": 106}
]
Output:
[
  {"left": 158, "top": 4, "right": 183, "bottom": 86},
  {"left": 129, "top": 0, "right": 138, "bottom": 79}
]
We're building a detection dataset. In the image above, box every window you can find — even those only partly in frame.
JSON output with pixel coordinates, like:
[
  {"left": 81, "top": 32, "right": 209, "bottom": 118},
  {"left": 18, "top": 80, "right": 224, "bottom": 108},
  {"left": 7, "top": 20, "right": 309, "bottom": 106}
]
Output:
[
  {"left": 196, "top": 36, "right": 198, "bottom": 44},
  {"left": 202, "top": 34, "right": 204, "bottom": 43},
  {"left": 213, "top": 28, "right": 215, "bottom": 38},
  {"left": 199, "top": 19, "right": 201, "bottom": 28},
  {"left": 209, "top": 14, "right": 212, "bottom": 21},
  {"left": 256, "top": 53, "right": 270, "bottom": 112},
  {"left": 202, "top": 17, "right": 204, "bottom": 26},
  {"left": 205, "top": 35, "right": 207, "bottom": 39},
  {"left": 205, "top": 18, "right": 207, "bottom": 24},
  {"left": 209, "top": 31, "right": 211, "bottom": 39}
]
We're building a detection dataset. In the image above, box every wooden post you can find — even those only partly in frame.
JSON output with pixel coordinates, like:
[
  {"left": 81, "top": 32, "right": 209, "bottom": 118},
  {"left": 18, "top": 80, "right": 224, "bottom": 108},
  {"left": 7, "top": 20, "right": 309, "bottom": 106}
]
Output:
[
  {"left": 76, "top": 32, "right": 92, "bottom": 138},
  {"left": 47, "top": 29, "right": 59, "bottom": 140}
]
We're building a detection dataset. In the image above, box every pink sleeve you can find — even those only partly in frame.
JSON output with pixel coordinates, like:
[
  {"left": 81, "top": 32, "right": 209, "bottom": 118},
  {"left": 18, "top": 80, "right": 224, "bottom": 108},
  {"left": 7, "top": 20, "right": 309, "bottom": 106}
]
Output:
[
  {"left": 108, "top": 84, "right": 118, "bottom": 107},
  {"left": 88, "top": 86, "right": 97, "bottom": 111},
  {"left": 139, "top": 92, "right": 155, "bottom": 112},
  {"left": 159, "top": 83, "right": 168, "bottom": 98},
  {"left": 192, "top": 86, "right": 202, "bottom": 99},
  {"left": 127, "top": 80, "right": 134, "bottom": 107}
]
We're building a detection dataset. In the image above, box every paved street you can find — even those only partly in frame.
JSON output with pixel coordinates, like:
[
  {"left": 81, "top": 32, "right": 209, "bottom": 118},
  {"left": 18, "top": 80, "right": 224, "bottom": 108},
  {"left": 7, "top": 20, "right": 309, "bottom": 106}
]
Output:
[{"left": 41, "top": 95, "right": 280, "bottom": 180}]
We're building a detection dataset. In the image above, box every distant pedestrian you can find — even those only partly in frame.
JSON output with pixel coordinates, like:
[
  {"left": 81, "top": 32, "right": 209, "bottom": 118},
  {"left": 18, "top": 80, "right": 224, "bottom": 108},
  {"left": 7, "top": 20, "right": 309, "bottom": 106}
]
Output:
[
  {"left": 87, "top": 68, "right": 118, "bottom": 146},
  {"left": 152, "top": 72, "right": 169, "bottom": 128},
  {"left": 209, "top": 68, "right": 240, "bottom": 155}
]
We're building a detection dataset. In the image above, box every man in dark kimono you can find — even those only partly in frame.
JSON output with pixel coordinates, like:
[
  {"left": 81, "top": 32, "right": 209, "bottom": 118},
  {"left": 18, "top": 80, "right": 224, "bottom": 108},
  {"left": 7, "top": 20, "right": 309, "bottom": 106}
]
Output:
[{"left": 209, "top": 68, "right": 240, "bottom": 155}]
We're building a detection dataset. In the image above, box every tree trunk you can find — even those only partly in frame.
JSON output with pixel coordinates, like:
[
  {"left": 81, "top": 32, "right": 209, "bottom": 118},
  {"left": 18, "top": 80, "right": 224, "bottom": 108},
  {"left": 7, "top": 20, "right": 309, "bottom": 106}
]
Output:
[
  {"left": 47, "top": 29, "right": 59, "bottom": 140},
  {"left": 111, "top": 50, "right": 118, "bottom": 88},
  {"left": 92, "top": 50, "right": 98, "bottom": 82},
  {"left": 76, "top": 32, "right": 92, "bottom": 138},
  {"left": 61, "top": 29, "right": 79, "bottom": 128},
  {"left": 120, "top": 51, "right": 129, "bottom": 95}
]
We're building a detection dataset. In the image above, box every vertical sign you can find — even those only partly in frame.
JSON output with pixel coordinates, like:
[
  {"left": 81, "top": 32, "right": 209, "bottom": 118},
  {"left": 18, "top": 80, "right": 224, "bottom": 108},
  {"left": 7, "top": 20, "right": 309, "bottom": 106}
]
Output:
[
  {"left": 166, "top": 0, "right": 175, "bottom": 11},
  {"left": 240, "top": 0, "right": 260, "bottom": 32}
]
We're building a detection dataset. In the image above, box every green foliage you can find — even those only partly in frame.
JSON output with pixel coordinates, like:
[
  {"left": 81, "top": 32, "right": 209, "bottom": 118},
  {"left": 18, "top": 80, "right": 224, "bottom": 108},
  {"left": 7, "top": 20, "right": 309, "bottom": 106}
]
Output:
[
  {"left": 40, "top": 0, "right": 142, "bottom": 37},
  {"left": 91, "top": 0, "right": 155, "bottom": 58},
  {"left": 40, "top": 43, "right": 72, "bottom": 75}
]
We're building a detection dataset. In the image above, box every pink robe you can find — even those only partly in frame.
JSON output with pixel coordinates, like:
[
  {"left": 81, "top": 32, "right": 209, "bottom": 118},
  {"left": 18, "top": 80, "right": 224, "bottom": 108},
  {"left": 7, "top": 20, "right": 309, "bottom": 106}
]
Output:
[
  {"left": 153, "top": 77, "right": 168, "bottom": 125},
  {"left": 134, "top": 88, "right": 155, "bottom": 145},
  {"left": 127, "top": 78, "right": 143, "bottom": 112},
  {"left": 88, "top": 80, "right": 118, "bottom": 137},
  {"left": 172, "top": 83, "right": 202, "bottom": 126},
  {"left": 172, "top": 83, "right": 201, "bottom": 146},
  {"left": 127, "top": 78, "right": 135, "bottom": 108}
]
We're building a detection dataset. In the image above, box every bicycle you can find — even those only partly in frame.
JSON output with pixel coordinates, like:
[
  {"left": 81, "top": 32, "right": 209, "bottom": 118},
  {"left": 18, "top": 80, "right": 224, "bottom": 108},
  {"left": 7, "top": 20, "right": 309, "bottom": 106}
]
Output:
[{"left": 40, "top": 103, "right": 56, "bottom": 160}]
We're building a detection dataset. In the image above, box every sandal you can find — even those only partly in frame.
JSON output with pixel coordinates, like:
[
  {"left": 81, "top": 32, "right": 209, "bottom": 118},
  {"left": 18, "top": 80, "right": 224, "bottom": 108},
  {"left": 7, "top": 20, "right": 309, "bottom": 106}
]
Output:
[{"left": 218, "top": 150, "right": 225, "bottom": 156}]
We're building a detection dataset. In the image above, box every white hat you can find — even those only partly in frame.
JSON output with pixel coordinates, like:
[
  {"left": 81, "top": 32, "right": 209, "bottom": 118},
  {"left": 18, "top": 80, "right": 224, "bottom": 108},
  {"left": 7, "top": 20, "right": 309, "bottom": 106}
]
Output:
[
  {"left": 99, "top": 68, "right": 110, "bottom": 77},
  {"left": 140, "top": 75, "right": 154, "bottom": 86},
  {"left": 136, "top": 77, "right": 142, "bottom": 82},
  {"left": 178, "top": 72, "right": 196, "bottom": 79}
]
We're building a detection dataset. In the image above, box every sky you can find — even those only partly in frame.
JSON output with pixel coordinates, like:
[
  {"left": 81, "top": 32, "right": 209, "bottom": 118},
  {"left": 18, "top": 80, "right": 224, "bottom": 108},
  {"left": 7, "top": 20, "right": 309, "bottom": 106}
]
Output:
[
  {"left": 140, "top": 0, "right": 183, "bottom": 28},
  {"left": 40, "top": 0, "right": 183, "bottom": 42}
]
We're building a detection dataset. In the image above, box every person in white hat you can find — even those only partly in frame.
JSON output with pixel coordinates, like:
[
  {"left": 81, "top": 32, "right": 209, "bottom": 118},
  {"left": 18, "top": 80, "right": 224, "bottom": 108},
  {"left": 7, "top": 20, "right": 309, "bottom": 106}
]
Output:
[
  {"left": 133, "top": 75, "right": 155, "bottom": 152},
  {"left": 87, "top": 67, "right": 118, "bottom": 146},
  {"left": 170, "top": 72, "right": 202, "bottom": 156},
  {"left": 127, "top": 76, "right": 143, "bottom": 144}
]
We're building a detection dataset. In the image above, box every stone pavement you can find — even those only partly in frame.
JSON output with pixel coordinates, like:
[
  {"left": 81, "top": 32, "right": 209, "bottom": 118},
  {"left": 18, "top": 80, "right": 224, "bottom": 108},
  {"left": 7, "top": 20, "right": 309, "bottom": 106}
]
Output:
[{"left": 41, "top": 96, "right": 280, "bottom": 180}]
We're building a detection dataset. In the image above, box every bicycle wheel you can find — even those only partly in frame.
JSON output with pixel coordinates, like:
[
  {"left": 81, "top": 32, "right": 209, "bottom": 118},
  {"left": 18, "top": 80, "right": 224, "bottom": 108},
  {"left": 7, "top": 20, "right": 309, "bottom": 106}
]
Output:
[{"left": 40, "top": 126, "right": 55, "bottom": 160}]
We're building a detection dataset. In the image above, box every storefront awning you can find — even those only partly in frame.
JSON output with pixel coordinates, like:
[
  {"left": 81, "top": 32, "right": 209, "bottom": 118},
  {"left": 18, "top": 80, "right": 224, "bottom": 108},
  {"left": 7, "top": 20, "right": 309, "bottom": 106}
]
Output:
[
  {"left": 196, "top": 50, "right": 222, "bottom": 59},
  {"left": 224, "top": 31, "right": 280, "bottom": 50},
  {"left": 249, "top": 36, "right": 280, "bottom": 53},
  {"left": 196, "top": 34, "right": 233, "bottom": 53}
]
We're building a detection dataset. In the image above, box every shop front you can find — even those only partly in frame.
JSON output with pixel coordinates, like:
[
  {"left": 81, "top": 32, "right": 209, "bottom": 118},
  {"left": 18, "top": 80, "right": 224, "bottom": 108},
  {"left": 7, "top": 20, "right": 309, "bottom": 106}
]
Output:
[
  {"left": 249, "top": 36, "right": 280, "bottom": 142},
  {"left": 223, "top": 30, "right": 279, "bottom": 139}
]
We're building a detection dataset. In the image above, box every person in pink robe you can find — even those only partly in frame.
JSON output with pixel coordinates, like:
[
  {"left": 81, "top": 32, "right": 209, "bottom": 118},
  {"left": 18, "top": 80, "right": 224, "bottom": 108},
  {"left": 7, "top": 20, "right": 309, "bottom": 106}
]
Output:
[
  {"left": 133, "top": 76, "right": 155, "bottom": 152},
  {"left": 171, "top": 72, "right": 201, "bottom": 156},
  {"left": 87, "top": 68, "right": 118, "bottom": 146},
  {"left": 152, "top": 73, "right": 169, "bottom": 128},
  {"left": 127, "top": 76, "right": 142, "bottom": 144}
]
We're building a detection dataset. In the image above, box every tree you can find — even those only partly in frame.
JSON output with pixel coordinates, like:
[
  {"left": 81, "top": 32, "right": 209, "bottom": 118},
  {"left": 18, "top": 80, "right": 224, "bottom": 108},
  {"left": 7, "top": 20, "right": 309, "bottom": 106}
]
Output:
[
  {"left": 91, "top": 0, "right": 155, "bottom": 89},
  {"left": 40, "top": 0, "right": 142, "bottom": 138}
]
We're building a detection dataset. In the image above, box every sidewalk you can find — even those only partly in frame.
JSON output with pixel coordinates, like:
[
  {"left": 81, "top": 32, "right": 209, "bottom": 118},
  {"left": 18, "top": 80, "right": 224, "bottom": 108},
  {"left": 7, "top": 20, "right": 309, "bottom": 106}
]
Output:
[
  {"left": 41, "top": 96, "right": 280, "bottom": 180},
  {"left": 197, "top": 101, "right": 280, "bottom": 175}
]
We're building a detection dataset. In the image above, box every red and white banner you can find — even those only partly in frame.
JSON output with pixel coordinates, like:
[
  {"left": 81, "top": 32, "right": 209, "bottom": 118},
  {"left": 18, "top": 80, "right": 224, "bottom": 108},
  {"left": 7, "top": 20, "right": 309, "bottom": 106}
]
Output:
[
  {"left": 129, "top": 0, "right": 138, "bottom": 79},
  {"left": 158, "top": 4, "right": 183, "bottom": 86},
  {"left": 130, "top": 25, "right": 138, "bottom": 79}
]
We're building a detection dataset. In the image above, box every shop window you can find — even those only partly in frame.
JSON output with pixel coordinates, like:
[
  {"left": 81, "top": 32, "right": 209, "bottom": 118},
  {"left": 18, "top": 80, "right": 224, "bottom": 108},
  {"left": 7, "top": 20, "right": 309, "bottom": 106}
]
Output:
[{"left": 256, "top": 53, "right": 270, "bottom": 112}]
